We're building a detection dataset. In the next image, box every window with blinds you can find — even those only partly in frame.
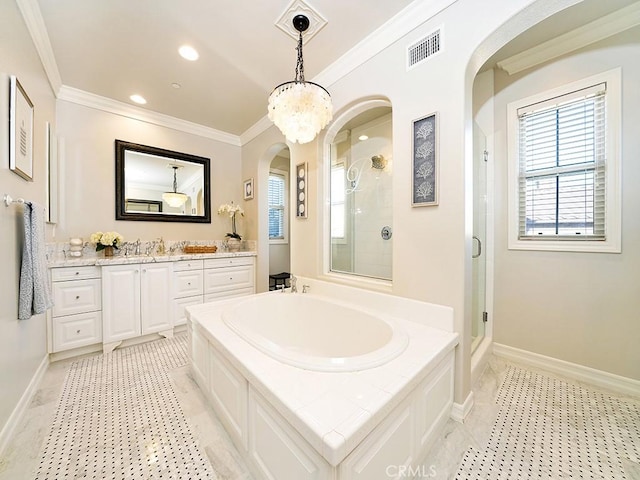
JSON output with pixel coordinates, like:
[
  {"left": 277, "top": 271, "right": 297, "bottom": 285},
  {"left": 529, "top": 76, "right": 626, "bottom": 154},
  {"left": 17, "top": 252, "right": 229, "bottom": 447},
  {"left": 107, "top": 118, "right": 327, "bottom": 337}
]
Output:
[
  {"left": 517, "top": 84, "right": 606, "bottom": 240},
  {"left": 331, "top": 164, "right": 346, "bottom": 239},
  {"left": 268, "top": 173, "right": 286, "bottom": 240}
]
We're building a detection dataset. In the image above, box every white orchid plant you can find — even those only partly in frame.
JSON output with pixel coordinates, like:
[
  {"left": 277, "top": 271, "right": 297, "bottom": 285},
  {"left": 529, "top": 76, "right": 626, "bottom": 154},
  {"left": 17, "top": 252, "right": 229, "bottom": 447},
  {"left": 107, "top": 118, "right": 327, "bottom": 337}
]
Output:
[
  {"left": 217, "top": 202, "right": 244, "bottom": 240},
  {"left": 90, "top": 231, "right": 124, "bottom": 252}
]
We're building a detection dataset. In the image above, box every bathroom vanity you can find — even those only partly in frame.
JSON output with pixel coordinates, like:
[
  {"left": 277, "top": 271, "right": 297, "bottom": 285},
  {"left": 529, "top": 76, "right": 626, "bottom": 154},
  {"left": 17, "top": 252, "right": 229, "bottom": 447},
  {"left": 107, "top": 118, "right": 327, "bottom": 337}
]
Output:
[{"left": 47, "top": 250, "right": 256, "bottom": 358}]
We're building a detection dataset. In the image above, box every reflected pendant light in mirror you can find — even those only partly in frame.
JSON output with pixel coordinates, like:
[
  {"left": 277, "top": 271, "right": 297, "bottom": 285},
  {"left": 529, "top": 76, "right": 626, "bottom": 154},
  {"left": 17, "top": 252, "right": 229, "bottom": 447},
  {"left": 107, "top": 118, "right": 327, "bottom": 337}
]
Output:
[
  {"left": 268, "top": 14, "right": 332, "bottom": 144},
  {"left": 162, "top": 165, "right": 188, "bottom": 208}
]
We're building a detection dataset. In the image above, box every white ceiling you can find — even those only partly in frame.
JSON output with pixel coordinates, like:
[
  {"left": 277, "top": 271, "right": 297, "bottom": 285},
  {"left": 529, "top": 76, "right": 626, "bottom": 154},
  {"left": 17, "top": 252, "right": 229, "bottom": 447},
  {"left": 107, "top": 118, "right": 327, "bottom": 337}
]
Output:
[
  {"left": 32, "top": 0, "right": 639, "bottom": 139},
  {"left": 36, "top": 0, "right": 415, "bottom": 136}
]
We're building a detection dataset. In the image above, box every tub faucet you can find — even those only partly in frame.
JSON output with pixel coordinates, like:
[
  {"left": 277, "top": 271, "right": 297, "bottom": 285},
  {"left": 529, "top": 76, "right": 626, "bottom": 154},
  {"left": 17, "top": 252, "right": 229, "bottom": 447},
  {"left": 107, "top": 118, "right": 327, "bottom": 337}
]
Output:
[
  {"left": 302, "top": 285, "right": 310, "bottom": 294},
  {"left": 290, "top": 275, "right": 297, "bottom": 293}
]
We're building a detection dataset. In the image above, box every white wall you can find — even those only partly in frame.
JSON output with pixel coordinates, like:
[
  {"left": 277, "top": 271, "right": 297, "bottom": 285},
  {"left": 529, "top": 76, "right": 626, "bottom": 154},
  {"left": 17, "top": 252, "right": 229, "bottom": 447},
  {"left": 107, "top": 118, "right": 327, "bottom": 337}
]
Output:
[
  {"left": 491, "top": 27, "right": 640, "bottom": 380},
  {"left": 55, "top": 101, "right": 243, "bottom": 243},
  {"left": 0, "top": 0, "right": 56, "bottom": 448}
]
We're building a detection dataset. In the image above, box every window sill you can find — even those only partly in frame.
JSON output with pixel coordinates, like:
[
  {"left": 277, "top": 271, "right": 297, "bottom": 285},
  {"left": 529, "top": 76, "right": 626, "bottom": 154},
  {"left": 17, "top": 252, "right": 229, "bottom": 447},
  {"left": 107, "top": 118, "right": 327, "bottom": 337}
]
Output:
[{"left": 508, "top": 238, "right": 621, "bottom": 253}]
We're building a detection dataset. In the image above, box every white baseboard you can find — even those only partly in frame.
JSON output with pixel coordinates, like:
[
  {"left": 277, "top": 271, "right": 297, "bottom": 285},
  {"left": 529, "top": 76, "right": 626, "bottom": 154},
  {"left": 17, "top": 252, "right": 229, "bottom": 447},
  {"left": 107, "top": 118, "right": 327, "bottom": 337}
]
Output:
[
  {"left": 451, "top": 391, "right": 474, "bottom": 423},
  {"left": 493, "top": 343, "right": 640, "bottom": 398},
  {"left": 0, "top": 354, "right": 49, "bottom": 456},
  {"left": 471, "top": 337, "right": 493, "bottom": 386}
]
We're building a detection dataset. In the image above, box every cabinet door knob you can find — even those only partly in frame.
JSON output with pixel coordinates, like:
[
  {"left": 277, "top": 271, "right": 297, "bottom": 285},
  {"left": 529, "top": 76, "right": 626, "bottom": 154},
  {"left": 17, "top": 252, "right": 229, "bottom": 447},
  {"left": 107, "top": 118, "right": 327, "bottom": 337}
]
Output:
[
  {"left": 75, "top": 295, "right": 80, "bottom": 300},
  {"left": 75, "top": 272, "right": 79, "bottom": 275},
  {"left": 76, "top": 329, "right": 81, "bottom": 334},
  {"left": 187, "top": 282, "right": 191, "bottom": 286}
]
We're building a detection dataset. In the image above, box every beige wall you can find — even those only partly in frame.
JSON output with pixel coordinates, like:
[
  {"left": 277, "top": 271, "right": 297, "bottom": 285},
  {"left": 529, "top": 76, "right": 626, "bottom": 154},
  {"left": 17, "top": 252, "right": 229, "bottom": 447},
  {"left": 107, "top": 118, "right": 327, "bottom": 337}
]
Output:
[
  {"left": 0, "top": 0, "right": 56, "bottom": 444},
  {"left": 54, "top": 101, "right": 242, "bottom": 243},
  {"left": 491, "top": 27, "right": 640, "bottom": 380}
]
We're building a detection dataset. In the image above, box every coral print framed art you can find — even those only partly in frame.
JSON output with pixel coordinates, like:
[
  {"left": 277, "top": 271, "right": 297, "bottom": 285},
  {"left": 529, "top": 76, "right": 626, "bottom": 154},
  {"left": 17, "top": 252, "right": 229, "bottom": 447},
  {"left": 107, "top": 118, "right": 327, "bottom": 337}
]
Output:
[
  {"left": 9, "top": 75, "right": 34, "bottom": 181},
  {"left": 412, "top": 112, "right": 438, "bottom": 206},
  {"left": 243, "top": 178, "right": 254, "bottom": 200}
]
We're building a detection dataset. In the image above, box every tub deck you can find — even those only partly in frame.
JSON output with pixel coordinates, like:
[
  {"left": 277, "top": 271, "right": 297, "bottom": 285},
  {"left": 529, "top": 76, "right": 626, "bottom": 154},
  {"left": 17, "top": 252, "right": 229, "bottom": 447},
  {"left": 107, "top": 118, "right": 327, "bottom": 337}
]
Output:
[{"left": 187, "top": 283, "right": 458, "bottom": 478}]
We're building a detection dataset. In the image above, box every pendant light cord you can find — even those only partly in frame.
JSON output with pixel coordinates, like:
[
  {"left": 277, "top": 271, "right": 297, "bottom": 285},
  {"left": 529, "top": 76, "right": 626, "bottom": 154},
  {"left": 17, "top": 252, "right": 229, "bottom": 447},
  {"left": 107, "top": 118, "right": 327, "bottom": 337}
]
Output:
[{"left": 295, "top": 31, "right": 305, "bottom": 82}]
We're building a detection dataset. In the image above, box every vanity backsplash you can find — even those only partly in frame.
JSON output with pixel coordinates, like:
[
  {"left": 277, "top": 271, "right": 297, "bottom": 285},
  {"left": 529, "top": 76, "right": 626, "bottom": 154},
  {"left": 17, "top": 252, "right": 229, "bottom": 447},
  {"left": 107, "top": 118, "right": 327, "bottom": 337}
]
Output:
[{"left": 46, "top": 238, "right": 256, "bottom": 262}]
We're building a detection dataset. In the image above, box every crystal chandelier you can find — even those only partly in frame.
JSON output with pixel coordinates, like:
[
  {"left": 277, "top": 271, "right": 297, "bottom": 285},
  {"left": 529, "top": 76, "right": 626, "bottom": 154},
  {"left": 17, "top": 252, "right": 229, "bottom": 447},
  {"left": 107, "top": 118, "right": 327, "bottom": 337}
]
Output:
[
  {"left": 162, "top": 165, "right": 188, "bottom": 208},
  {"left": 268, "top": 14, "right": 332, "bottom": 144}
]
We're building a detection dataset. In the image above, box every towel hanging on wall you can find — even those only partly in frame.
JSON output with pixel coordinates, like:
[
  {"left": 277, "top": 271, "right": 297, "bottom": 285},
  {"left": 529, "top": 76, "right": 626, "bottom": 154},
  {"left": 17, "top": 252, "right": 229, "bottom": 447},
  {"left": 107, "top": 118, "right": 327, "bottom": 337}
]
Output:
[{"left": 18, "top": 202, "right": 53, "bottom": 320}]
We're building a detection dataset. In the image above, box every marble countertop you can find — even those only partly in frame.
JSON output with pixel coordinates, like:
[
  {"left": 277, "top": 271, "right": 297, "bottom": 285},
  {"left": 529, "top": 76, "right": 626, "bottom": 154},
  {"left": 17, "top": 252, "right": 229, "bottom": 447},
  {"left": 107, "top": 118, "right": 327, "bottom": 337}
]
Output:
[{"left": 48, "top": 250, "right": 257, "bottom": 268}]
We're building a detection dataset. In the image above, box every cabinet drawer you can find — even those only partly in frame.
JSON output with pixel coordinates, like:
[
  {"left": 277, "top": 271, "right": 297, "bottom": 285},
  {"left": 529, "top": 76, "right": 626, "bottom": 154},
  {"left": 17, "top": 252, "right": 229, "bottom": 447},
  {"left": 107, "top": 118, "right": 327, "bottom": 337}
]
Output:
[
  {"left": 51, "top": 265, "right": 101, "bottom": 282},
  {"left": 173, "top": 259, "right": 204, "bottom": 272},
  {"left": 205, "top": 287, "right": 254, "bottom": 303},
  {"left": 203, "top": 266, "right": 254, "bottom": 295},
  {"left": 204, "top": 256, "right": 254, "bottom": 269},
  {"left": 52, "top": 311, "right": 102, "bottom": 352},
  {"left": 174, "top": 270, "right": 204, "bottom": 298},
  {"left": 53, "top": 278, "right": 101, "bottom": 317},
  {"left": 173, "top": 295, "right": 204, "bottom": 326}
]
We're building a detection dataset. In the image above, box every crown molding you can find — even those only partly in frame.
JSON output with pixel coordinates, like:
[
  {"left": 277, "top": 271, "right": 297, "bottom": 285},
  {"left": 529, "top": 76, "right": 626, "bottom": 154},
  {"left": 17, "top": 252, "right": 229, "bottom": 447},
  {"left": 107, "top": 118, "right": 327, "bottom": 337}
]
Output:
[
  {"left": 57, "top": 86, "right": 242, "bottom": 146},
  {"left": 497, "top": 2, "right": 640, "bottom": 75},
  {"left": 20, "top": 0, "right": 457, "bottom": 146},
  {"left": 241, "top": 0, "right": 458, "bottom": 145},
  {"left": 16, "top": 0, "right": 62, "bottom": 94}
]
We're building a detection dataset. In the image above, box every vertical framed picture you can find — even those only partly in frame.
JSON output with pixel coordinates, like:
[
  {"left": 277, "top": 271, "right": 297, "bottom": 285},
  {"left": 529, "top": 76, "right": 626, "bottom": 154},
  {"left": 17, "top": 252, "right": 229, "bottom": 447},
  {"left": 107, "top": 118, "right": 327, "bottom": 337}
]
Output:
[
  {"left": 243, "top": 178, "right": 254, "bottom": 200},
  {"left": 9, "top": 76, "right": 34, "bottom": 181},
  {"left": 412, "top": 112, "right": 438, "bottom": 206},
  {"left": 296, "top": 162, "right": 308, "bottom": 218}
]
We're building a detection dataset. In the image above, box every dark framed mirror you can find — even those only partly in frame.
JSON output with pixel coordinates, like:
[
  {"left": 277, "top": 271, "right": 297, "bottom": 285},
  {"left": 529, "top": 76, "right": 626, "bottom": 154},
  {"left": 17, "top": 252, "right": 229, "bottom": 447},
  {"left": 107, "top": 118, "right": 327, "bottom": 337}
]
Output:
[{"left": 115, "top": 140, "right": 211, "bottom": 223}]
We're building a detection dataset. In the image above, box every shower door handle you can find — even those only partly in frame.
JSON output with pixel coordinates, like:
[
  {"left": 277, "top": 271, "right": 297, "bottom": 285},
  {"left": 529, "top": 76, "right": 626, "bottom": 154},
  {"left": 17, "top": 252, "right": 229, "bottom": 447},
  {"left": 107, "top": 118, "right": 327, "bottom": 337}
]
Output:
[{"left": 472, "top": 236, "right": 482, "bottom": 258}]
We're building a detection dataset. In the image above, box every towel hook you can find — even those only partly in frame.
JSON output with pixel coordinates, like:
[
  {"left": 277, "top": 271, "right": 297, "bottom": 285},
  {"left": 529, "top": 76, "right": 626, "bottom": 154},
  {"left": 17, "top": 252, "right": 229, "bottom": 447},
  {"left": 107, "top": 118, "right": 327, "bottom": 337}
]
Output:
[{"left": 3, "top": 194, "right": 25, "bottom": 207}]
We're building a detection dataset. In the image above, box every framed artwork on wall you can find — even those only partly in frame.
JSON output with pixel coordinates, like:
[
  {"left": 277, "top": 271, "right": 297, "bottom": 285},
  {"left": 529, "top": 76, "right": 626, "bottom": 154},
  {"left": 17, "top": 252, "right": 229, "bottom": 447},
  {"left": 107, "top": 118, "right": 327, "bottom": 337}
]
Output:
[
  {"left": 9, "top": 75, "right": 34, "bottom": 181},
  {"left": 243, "top": 178, "right": 254, "bottom": 200},
  {"left": 411, "top": 112, "right": 438, "bottom": 206},
  {"left": 296, "top": 162, "right": 308, "bottom": 218}
]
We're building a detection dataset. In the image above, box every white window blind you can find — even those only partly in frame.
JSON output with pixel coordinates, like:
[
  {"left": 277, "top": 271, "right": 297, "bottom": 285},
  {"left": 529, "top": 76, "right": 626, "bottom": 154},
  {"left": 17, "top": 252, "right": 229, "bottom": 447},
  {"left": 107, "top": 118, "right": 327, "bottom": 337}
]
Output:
[
  {"left": 517, "top": 83, "right": 606, "bottom": 240},
  {"left": 268, "top": 173, "right": 286, "bottom": 239}
]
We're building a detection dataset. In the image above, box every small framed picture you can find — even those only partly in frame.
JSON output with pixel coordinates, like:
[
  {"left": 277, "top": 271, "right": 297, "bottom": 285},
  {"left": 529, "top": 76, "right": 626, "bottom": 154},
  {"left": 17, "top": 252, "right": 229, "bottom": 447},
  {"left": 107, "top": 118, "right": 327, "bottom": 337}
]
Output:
[
  {"left": 243, "top": 178, "right": 254, "bottom": 200},
  {"left": 296, "top": 162, "right": 308, "bottom": 218},
  {"left": 9, "top": 76, "right": 34, "bottom": 181},
  {"left": 412, "top": 112, "right": 438, "bottom": 207}
]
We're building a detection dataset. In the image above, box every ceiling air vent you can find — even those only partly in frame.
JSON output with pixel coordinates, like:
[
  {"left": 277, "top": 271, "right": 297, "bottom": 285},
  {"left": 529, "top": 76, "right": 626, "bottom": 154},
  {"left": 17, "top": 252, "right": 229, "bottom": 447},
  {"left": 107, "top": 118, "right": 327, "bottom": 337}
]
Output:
[{"left": 407, "top": 27, "right": 442, "bottom": 70}]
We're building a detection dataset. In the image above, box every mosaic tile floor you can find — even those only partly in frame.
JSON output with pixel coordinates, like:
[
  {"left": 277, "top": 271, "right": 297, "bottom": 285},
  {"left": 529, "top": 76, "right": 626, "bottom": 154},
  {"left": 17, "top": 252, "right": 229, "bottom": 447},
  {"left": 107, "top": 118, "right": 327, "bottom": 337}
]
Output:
[
  {"left": 34, "top": 334, "right": 216, "bottom": 479},
  {"left": 454, "top": 366, "right": 640, "bottom": 479},
  {"left": 2, "top": 337, "right": 638, "bottom": 480}
]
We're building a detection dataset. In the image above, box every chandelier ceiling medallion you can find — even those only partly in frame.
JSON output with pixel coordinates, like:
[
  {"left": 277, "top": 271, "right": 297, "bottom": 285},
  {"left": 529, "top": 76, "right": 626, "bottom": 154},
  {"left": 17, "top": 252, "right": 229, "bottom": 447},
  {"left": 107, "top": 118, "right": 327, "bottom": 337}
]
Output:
[
  {"left": 268, "top": 14, "right": 333, "bottom": 144},
  {"left": 162, "top": 165, "right": 188, "bottom": 208}
]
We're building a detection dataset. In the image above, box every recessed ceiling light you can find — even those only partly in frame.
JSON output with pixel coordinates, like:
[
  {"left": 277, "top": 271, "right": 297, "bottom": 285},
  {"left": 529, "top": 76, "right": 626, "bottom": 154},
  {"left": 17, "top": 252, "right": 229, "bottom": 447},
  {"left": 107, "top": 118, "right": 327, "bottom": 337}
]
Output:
[
  {"left": 358, "top": 135, "right": 369, "bottom": 141},
  {"left": 171, "top": 83, "right": 181, "bottom": 89},
  {"left": 179, "top": 45, "right": 199, "bottom": 61},
  {"left": 129, "top": 94, "right": 147, "bottom": 104}
]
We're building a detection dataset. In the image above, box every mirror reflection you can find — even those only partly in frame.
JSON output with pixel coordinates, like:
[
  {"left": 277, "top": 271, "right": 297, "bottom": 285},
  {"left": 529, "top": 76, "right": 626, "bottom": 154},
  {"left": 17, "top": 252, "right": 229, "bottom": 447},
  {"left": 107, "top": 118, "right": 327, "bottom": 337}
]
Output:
[
  {"left": 115, "top": 140, "right": 211, "bottom": 223},
  {"left": 329, "top": 107, "right": 393, "bottom": 280}
]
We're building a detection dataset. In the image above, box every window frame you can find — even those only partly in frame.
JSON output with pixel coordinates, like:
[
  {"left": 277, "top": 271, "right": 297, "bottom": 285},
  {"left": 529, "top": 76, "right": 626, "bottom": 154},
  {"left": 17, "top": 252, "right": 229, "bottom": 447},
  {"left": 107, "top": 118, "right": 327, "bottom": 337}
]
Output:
[
  {"left": 507, "top": 68, "right": 621, "bottom": 253},
  {"left": 268, "top": 169, "right": 288, "bottom": 245}
]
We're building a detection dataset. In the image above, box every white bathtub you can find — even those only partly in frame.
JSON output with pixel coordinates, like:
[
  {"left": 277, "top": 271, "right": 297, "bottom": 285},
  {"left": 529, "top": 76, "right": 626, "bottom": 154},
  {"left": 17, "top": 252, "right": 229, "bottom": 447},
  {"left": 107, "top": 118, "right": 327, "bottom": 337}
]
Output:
[
  {"left": 187, "top": 278, "right": 458, "bottom": 480},
  {"left": 222, "top": 294, "right": 409, "bottom": 372}
]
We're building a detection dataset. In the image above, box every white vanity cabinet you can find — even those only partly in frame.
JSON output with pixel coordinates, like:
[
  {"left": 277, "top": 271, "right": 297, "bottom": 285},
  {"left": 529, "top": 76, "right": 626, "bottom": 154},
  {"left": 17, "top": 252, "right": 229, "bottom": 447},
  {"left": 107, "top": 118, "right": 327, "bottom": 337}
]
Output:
[
  {"left": 203, "top": 257, "right": 255, "bottom": 301},
  {"left": 49, "top": 265, "right": 102, "bottom": 352},
  {"left": 102, "top": 262, "right": 173, "bottom": 352},
  {"left": 173, "top": 260, "right": 205, "bottom": 326}
]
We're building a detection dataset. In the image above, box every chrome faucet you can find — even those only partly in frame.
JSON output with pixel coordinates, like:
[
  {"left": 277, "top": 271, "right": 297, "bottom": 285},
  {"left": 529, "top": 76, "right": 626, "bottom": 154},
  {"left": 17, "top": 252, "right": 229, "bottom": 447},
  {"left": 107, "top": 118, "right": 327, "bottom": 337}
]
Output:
[
  {"left": 290, "top": 275, "right": 297, "bottom": 293},
  {"left": 302, "top": 284, "right": 310, "bottom": 294},
  {"left": 134, "top": 238, "right": 141, "bottom": 256}
]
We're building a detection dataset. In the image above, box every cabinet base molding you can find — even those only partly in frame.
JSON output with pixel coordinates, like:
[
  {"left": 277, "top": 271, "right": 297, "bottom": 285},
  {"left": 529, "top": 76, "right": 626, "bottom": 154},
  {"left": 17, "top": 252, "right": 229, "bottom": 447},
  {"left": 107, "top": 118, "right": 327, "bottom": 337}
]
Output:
[
  {"left": 159, "top": 328, "right": 174, "bottom": 339},
  {"left": 103, "top": 340, "right": 123, "bottom": 354}
]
